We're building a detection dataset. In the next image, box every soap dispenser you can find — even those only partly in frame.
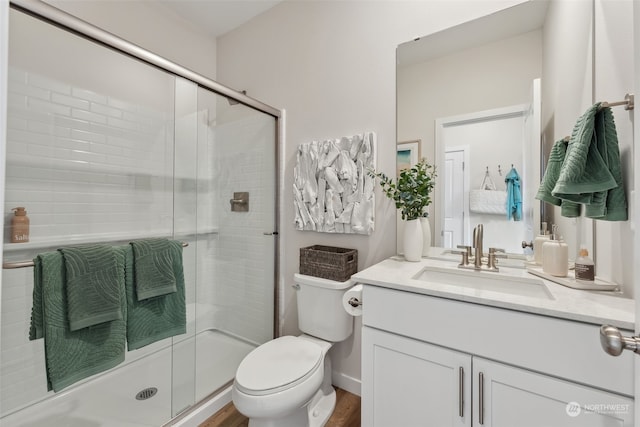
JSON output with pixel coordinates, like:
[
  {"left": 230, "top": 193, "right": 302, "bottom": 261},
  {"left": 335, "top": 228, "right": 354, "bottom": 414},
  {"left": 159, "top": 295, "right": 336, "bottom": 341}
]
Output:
[
  {"left": 533, "top": 221, "right": 550, "bottom": 265},
  {"left": 542, "top": 224, "right": 568, "bottom": 277},
  {"left": 10, "top": 207, "right": 30, "bottom": 243}
]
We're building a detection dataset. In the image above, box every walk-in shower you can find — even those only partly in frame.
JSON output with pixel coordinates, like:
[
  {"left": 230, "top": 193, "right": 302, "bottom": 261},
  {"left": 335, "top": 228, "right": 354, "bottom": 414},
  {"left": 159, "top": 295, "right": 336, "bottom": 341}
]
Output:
[{"left": 0, "top": 2, "right": 280, "bottom": 425}]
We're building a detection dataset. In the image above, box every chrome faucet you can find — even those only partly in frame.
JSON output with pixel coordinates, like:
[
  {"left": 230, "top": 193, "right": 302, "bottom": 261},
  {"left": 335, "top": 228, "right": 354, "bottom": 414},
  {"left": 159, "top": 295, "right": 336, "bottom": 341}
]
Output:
[
  {"left": 473, "top": 224, "right": 484, "bottom": 268},
  {"left": 453, "top": 223, "right": 505, "bottom": 272}
]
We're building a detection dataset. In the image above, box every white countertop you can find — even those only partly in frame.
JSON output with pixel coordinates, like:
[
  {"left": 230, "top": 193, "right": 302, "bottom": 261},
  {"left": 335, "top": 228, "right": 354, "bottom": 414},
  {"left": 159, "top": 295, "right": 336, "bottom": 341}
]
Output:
[{"left": 352, "top": 254, "right": 635, "bottom": 330}]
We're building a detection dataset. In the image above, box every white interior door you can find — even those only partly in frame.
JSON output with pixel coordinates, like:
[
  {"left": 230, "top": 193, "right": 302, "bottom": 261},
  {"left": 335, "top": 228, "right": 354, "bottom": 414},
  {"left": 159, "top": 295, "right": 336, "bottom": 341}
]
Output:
[{"left": 443, "top": 149, "right": 466, "bottom": 248}]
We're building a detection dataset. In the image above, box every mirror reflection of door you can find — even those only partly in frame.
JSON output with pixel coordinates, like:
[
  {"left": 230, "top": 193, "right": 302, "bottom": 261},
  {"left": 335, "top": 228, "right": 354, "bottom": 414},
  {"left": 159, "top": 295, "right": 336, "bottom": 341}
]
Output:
[
  {"left": 443, "top": 148, "right": 466, "bottom": 248},
  {"left": 436, "top": 104, "right": 529, "bottom": 253}
]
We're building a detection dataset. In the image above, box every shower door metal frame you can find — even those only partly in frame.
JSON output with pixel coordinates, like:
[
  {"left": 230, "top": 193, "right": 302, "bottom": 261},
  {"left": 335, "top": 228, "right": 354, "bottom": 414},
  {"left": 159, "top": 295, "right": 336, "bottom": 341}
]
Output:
[{"left": 8, "top": 0, "right": 282, "bottom": 341}]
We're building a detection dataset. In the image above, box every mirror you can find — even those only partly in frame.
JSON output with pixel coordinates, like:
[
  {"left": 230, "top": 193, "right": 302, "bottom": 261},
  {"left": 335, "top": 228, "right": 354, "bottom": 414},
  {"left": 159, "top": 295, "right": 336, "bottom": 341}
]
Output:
[{"left": 396, "top": 0, "right": 593, "bottom": 258}]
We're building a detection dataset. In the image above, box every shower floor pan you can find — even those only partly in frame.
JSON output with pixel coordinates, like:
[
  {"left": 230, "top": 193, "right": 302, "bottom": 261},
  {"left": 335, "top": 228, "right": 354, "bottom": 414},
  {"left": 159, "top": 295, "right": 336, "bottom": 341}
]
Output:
[{"left": 0, "top": 329, "right": 256, "bottom": 427}]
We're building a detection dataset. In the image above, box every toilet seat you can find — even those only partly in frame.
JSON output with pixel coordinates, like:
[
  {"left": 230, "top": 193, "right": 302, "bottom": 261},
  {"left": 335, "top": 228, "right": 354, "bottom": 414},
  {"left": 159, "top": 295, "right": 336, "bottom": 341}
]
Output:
[{"left": 234, "top": 336, "right": 323, "bottom": 396}]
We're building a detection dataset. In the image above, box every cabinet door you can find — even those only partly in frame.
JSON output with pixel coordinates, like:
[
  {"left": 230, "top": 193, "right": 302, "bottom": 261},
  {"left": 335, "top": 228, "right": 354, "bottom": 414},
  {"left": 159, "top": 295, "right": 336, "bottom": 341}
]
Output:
[
  {"left": 473, "top": 357, "right": 634, "bottom": 427},
  {"left": 362, "top": 327, "right": 472, "bottom": 427}
]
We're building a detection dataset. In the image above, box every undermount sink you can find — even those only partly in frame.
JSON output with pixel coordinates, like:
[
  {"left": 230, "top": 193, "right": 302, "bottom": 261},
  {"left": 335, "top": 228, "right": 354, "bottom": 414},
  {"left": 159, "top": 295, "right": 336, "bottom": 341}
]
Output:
[{"left": 412, "top": 266, "right": 554, "bottom": 300}]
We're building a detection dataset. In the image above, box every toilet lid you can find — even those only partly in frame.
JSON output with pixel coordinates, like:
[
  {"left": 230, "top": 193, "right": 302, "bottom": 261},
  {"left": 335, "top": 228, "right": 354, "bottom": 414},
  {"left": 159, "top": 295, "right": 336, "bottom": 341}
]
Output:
[{"left": 235, "top": 336, "right": 323, "bottom": 396}]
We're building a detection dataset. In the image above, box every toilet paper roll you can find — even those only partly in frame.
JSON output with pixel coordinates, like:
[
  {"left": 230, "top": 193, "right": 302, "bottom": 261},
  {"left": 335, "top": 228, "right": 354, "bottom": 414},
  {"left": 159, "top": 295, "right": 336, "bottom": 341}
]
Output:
[{"left": 342, "top": 284, "right": 363, "bottom": 317}]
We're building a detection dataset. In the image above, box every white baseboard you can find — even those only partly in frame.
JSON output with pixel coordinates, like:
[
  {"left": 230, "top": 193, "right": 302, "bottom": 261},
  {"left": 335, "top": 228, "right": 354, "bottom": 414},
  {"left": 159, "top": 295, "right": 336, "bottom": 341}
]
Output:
[{"left": 332, "top": 371, "right": 361, "bottom": 397}]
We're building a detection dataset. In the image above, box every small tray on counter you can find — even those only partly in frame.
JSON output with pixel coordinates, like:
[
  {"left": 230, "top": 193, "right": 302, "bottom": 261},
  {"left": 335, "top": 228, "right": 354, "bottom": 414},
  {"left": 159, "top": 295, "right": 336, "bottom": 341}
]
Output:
[{"left": 526, "top": 265, "right": 619, "bottom": 291}]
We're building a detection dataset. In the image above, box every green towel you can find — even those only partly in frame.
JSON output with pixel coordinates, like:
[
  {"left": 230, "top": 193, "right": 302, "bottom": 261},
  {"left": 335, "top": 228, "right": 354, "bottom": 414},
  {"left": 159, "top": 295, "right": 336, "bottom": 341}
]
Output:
[
  {"left": 535, "top": 139, "right": 581, "bottom": 217},
  {"left": 130, "top": 239, "right": 178, "bottom": 300},
  {"left": 584, "top": 107, "right": 627, "bottom": 220},
  {"left": 58, "top": 245, "right": 122, "bottom": 331},
  {"left": 29, "top": 251, "right": 126, "bottom": 392},
  {"left": 553, "top": 104, "right": 617, "bottom": 197},
  {"left": 121, "top": 241, "right": 186, "bottom": 351},
  {"left": 551, "top": 104, "right": 627, "bottom": 221}
]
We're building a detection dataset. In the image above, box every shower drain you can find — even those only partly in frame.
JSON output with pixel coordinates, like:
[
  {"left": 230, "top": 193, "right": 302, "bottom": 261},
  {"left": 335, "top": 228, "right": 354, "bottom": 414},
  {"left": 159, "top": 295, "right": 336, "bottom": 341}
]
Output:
[{"left": 135, "top": 387, "right": 158, "bottom": 400}]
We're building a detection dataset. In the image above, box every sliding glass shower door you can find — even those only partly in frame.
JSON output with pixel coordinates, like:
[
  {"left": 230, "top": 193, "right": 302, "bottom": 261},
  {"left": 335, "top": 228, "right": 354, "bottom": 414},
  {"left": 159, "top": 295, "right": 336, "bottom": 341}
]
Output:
[
  {"left": 1, "top": 6, "right": 277, "bottom": 426},
  {"left": 192, "top": 86, "right": 276, "bottom": 404}
]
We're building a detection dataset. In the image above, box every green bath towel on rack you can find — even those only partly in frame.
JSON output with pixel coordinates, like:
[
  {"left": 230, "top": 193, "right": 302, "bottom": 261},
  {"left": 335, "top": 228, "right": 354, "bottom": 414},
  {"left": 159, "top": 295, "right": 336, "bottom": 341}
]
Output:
[
  {"left": 121, "top": 241, "right": 186, "bottom": 351},
  {"left": 535, "top": 139, "right": 581, "bottom": 217},
  {"left": 551, "top": 104, "right": 627, "bottom": 220},
  {"left": 29, "top": 251, "right": 126, "bottom": 392},
  {"left": 58, "top": 244, "right": 123, "bottom": 331},
  {"left": 130, "top": 239, "right": 178, "bottom": 300},
  {"left": 537, "top": 104, "right": 627, "bottom": 220}
]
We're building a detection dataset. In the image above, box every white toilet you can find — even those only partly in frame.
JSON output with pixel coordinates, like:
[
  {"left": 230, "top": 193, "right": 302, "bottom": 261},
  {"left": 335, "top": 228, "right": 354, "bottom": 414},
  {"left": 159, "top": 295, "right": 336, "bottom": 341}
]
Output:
[{"left": 232, "top": 273, "right": 355, "bottom": 427}]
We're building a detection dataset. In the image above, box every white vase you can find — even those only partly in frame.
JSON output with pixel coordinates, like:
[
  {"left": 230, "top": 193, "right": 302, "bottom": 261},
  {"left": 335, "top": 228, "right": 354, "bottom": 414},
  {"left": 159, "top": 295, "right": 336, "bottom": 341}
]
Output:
[
  {"left": 420, "top": 217, "right": 431, "bottom": 257},
  {"left": 403, "top": 219, "right": 423, "bottom": 262}
]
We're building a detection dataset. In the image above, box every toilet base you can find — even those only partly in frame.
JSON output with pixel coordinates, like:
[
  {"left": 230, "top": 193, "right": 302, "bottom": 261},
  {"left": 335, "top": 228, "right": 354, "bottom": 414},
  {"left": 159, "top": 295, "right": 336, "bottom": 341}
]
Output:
[
  {"left": 247, "top": 386, "right": 336, "bottom": 427},
  {"left": 307, "top": 384, "right": 336, "bottom": 427}
]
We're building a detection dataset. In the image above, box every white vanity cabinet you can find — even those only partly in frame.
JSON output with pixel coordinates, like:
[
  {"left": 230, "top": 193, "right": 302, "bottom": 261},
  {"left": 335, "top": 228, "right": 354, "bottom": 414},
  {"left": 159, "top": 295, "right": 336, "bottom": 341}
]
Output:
[
  {"left": 474, "top": 357, "right": 633, "bottom": 427},
  {"left": 361, "top": 285, "right": 635, "bottom": 427},
  {"left": 362, "top": 327, "right": 472, "bottom": 426}
]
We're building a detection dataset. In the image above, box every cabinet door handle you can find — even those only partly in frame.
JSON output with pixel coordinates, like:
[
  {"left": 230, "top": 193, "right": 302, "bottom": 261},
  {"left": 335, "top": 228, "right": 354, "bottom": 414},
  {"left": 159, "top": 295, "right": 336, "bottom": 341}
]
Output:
[
  {"left": 458, "top": 366, "right": 464, "bottom": 417},
  {"left": 479, "top": 371, "right": 485, "bottom": 425}
]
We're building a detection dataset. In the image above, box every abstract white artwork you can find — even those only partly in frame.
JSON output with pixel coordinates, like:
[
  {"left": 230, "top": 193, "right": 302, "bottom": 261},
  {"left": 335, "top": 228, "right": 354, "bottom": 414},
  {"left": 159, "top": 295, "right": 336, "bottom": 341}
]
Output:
[{"left": 294, "top": 132, "right": 376, "bottom": 234}]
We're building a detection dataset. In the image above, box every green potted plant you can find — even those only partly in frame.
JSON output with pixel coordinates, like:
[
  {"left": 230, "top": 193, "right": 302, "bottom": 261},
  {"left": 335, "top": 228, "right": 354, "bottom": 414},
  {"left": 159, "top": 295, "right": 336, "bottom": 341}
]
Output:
[{"left": 369, "top": 159, "right": 437, "bottom": 261}]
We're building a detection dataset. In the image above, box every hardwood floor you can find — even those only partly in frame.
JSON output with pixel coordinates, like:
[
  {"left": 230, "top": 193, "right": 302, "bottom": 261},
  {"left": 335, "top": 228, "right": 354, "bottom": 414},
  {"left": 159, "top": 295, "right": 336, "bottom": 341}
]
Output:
[{"left": 199, "top": 387, "right": 361, "bottom": 427}]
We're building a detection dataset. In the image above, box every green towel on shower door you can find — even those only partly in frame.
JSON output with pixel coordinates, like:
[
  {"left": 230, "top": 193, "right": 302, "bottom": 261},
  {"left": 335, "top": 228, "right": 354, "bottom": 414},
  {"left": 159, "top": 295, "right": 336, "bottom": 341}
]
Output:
[
  {"left": 122, "top": 241, "right": 186, "bottom": 351},
  {"left": 29, "top": 251, "right": 126, "bottom": 392},
  {"left": 58, "top": 244, "right": 123, "bottom": 331},
  {"left": 130, "top": 239, "right": 178, "bottom": 300}
]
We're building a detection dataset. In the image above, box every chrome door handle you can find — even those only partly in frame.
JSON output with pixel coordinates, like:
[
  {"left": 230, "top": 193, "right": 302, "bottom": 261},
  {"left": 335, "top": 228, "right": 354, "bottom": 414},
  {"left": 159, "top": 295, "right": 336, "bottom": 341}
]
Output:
[
  {"left": 600, "top": 325, "right": 640, "bottom": 356},
  {"left": 458, "top": 366, "right": 464, "bottom": 418},
  {"left": 478, "top": 371, "right": 484, "bottom": 425}
]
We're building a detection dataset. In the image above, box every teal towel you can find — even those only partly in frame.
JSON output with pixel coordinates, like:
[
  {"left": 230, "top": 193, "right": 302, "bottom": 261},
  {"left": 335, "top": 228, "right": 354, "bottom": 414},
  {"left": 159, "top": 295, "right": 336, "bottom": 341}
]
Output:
[
  {"left": 505, "top": 167, "right": 522, "bottom": 221},
  {"left": 121, "top": 241, "right": 186, "bottom": 351},
  {"left": 551, "top": 104, "right": 627, "bottom": 221},
  {"left": 130, "top": 239, "right": 178, "bottom": 300},
  {"left": 58, "top": 245, "right": 122, "bottom": 331},
  {"left": 29, "top": 251, "right": 126, "bottom": 392},
  {"left": 535, "top": 139, "right": 581, "bottom": 217}
]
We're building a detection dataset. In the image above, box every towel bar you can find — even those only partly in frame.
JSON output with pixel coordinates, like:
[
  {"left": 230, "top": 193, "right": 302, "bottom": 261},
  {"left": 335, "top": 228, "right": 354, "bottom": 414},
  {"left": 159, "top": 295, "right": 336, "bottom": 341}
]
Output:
[
  {"left": 600, "top": 94, "right": 634, "bottom": 111},
  {"left": 562, "top": 94, "right": 634, "bottom": 143},
  {"left": 2, "top": 241, "right": 189, "bottom": 269}
]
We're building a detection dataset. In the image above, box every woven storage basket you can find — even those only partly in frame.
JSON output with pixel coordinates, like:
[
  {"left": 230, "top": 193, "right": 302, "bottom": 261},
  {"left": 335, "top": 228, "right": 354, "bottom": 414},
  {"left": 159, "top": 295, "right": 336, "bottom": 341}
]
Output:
[{"left": 299, "top": 245, "right": 358, "bottom": 282}]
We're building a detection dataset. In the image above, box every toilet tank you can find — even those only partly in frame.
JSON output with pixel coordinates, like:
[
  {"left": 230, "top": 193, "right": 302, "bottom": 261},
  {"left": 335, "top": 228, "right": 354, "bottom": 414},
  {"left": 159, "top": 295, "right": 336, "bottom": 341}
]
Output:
[{"left": 294, "top": 273, "right": 354, "bottom": 342}]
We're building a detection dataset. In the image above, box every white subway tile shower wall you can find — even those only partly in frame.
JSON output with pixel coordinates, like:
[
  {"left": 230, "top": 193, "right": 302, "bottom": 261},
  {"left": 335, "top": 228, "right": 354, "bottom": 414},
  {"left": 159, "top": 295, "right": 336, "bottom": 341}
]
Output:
[{"left": 5, "top": 68, "right": 174, "bottom": 243}]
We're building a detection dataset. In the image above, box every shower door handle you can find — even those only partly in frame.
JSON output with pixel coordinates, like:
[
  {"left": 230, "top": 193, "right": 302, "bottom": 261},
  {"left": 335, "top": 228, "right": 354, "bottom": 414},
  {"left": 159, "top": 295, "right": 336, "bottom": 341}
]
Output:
[
  {"left": 263, "top": 232, "right": 279, "bottom": 236},
  {"left": 230, "top": 192, "right": 249, "bottom": 212}
]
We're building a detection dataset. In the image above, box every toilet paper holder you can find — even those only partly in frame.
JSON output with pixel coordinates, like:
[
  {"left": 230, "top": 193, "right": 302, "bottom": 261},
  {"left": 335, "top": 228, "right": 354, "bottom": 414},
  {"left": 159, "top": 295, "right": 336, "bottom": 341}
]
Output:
[{"left": 347, "top": 297, "right": 362, "bottom": 307}]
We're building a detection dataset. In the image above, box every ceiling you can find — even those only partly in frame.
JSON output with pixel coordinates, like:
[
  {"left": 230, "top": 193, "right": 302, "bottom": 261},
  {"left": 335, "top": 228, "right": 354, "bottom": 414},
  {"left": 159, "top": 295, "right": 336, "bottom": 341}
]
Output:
[
  {"left": 158, "top": 0, "right": 283, "bottom": 39},
  {"left": 397, "top": 0, "right": 548, "bottom": 68}
]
